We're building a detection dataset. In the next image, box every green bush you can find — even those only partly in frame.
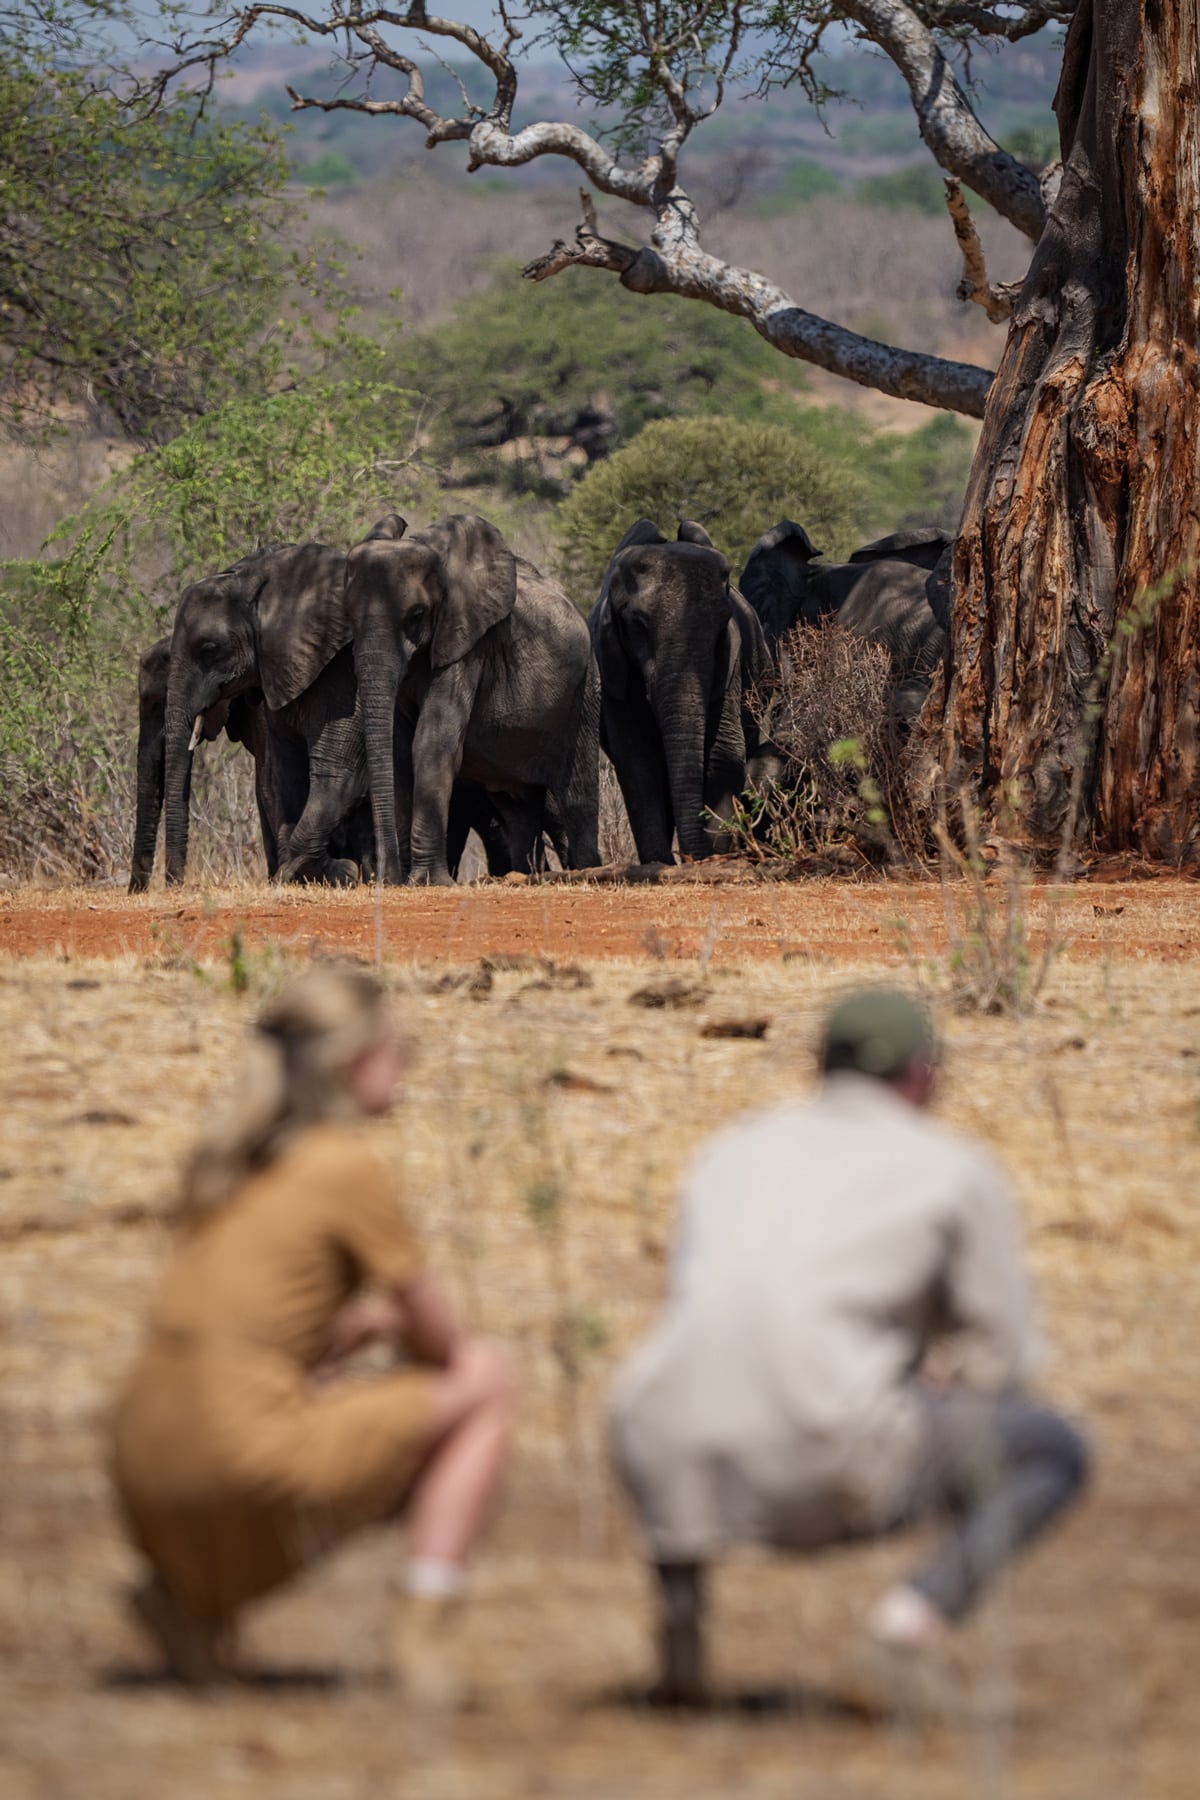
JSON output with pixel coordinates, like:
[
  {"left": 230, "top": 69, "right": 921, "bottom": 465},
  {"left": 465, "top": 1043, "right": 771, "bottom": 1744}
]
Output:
[
  {"left": 555, "top": 416, "right": 863, "bottom": 606},
  {"left": 0, "top": 360, "right": 424, "bottom": 879},
  {"left": 402, "top": 264, "right": 814, "bottom": 495}
]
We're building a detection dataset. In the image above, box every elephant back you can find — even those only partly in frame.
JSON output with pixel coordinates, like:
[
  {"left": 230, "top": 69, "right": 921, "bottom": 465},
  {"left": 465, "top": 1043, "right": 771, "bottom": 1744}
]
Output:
[{"left": 847, "top": 527, "right": 951, "bottom": 571}]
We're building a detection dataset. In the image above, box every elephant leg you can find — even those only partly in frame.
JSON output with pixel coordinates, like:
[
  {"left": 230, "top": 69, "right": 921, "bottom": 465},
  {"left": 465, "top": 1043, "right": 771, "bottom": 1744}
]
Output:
[
  {"left": 276, "top": 713, "right": 366, "bottom": 886},
  {"left": 543, "top": 791, "right": 570, "bottom": 871},
  {"left": 490, "top": 790, "right": 546, "bottom": 876},
  {"left": 408, "top": 672, "right": 476, "bottom": 887},
  {"left": 554, "top": 665, "right": 601, "bottom": 869},
  {"left": 391, "top": 715, "right": 414, "bottom": 882},
  {"left": 602, "top": 692, "right": 674, "bottom": 865},
  {"left": 446, "top": 783, "right": 473, "bottom": 881}
]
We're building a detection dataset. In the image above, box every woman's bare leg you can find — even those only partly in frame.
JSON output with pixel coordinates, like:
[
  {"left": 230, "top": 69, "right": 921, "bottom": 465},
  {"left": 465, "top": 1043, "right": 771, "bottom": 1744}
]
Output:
[{"left": 405, "top": 1338, "right": 516, "bottom": 1567}]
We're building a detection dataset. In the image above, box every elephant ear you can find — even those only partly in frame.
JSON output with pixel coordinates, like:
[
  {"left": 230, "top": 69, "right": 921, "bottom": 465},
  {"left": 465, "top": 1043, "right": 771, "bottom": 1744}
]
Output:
[
  {"left": 364, "top": 513, "right": 408, "bottom": 543},
  {"left": 612, "top": 517, "right": 667, "bottom": 555},
  {"left": 744, "top": 519, "right": 822, "bottom": 568},
  {"left": 739, "top": 520, "right": 823, "bottom": 645},
  {"left": 677, "top": 520, "right": 715, "bottom": 549},
  {"left": 421, "top": 514, "right": 518, "bottom": 668},
  {"left": 255, "top": 542, "right": 352, "bottom": 711},
  {"left": 589, "top": 591, "right": 627, "bottom": 701}
]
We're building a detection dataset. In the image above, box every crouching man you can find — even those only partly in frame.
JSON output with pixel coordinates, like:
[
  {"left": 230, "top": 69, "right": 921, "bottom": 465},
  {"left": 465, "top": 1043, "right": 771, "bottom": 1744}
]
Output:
[{"left": 610, "top": 989, "right": 1088, "bottom": 1709}]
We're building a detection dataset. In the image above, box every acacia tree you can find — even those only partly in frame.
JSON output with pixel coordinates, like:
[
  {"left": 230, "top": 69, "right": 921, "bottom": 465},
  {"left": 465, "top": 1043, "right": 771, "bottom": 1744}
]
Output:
[
  {"left": 0, "top": 1, "right": 320, "bottom": 443},
  {"left": 147, "top": 0, "right": 1199, "bottom": 858}
]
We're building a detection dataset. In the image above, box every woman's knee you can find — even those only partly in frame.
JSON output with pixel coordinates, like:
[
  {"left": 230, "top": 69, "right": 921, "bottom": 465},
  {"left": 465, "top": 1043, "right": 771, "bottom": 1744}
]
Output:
[{"left": 436, "top": 1337, "right": 517, "bottom": 1426}]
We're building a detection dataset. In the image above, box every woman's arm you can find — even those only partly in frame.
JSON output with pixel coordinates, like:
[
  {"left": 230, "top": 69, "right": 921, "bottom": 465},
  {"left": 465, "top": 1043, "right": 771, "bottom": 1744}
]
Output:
[
  {"left": 391, "top": 1273, "right": 462, "bottom": 1369},
  {"left": 316, "top": 1275, "right": 464, "bottom": 1377}
]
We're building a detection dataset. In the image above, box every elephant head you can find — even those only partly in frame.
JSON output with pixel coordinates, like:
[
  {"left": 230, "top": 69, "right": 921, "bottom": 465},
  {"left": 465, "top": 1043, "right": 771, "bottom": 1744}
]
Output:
[
  {"left": 592, "top": 518, "right": 749, "bottom": 861},
  {"left": 738, "top": 520, "right": 827, "bottom": 649},
  {"left": 344, "top": 513, "right": 519, "bottom": 882},
  {"left": 162, "top": 542, "right": 348, "bottom": 885}
]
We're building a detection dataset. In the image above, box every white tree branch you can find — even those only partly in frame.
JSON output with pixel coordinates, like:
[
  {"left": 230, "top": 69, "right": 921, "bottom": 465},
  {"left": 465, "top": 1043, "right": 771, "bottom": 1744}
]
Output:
[
  {"left": 143, "top": 2, "right": 999, "bottom": 417},
  {"left": 839, "top": 0, "right": 1047, "bottom": 239},
  {"left": 525, "top": 191, "right": 993, "bottom": 417}
]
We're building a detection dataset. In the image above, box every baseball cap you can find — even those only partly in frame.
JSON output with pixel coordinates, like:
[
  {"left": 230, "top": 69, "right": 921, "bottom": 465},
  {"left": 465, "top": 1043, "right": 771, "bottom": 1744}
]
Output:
[{"left": 819, "top": 988, "right": 938, "bottom": 1079}]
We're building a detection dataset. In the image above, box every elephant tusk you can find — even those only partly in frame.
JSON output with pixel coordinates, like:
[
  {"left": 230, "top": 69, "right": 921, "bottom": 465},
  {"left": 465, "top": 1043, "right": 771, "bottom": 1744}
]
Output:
[{"left": 188, "top": 715, "right": 204, "bottom": 752}]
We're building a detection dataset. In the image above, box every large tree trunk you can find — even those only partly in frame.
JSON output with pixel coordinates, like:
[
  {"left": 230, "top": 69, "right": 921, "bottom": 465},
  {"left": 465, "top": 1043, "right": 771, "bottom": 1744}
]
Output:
[{"left": 934, "top": 0, "right": 1200, "bottom": 860}]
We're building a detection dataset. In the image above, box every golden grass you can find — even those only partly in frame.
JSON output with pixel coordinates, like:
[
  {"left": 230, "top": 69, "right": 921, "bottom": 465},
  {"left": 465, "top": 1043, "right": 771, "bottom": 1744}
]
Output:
[{"left": 2, "top": 895, "right": 1199, "bottom": 1796}]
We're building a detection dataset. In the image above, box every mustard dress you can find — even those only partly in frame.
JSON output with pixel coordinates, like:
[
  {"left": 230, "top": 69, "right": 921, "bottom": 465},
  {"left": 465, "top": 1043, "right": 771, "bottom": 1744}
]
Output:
[{"left": 111, "top": 1124, "right": 434, "bottom": 1625}]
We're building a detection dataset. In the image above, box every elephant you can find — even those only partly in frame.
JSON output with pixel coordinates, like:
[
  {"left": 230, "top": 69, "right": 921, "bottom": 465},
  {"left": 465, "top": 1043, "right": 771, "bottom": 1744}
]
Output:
[
  {"left": 345, "top": 512, "right": 600, "bottom": 886},
  {"left": 130, "top": 632, "right": 375, "bottom": 892},
  {"left": 161, "top": 542, "right": 380, "bottom": 888},
  {"left": 590, "top": 518, "right": 778, "bottom": 865},
  {"left": 847, "top": 527, "right": 952, "bottom": 571},
  {"left": 739, "top": 520, "right": 947, "bottom": 685}
]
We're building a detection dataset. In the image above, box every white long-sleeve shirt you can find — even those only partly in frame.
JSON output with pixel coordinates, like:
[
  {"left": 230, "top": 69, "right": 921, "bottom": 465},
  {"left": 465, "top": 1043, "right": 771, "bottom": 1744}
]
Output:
[{"left": 610, "top": 1072, "right": 1042, "bottom": 1558}]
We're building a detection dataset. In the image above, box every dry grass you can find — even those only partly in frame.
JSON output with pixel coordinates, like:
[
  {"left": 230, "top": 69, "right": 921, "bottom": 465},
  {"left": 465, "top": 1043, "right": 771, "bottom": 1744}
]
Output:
[{"left": 2, "top": 889, "right": 1199, "bottom": 1796}]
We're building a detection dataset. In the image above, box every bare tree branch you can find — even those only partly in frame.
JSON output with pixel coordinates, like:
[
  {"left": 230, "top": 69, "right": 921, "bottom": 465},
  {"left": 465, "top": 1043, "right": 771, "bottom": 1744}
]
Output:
[
  {"left": 943, "top": 177, "right": 1020, "bottom": 321},
  {"left": 525, "top": 191, "right": 993, "bottom": 417},
  {"left": 911, "top": 0, "right": 1074, "bottom": 39},
  {"left": 140, "top": 2, "right": 1001, "bottom": 417},
  {"left": 838, "top": 0, "right": 1048, "bottom": 239}
]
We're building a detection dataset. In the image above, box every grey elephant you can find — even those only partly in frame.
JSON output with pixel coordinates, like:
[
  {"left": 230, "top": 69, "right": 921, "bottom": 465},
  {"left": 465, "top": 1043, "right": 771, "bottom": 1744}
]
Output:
[
  {"left": 739, "top": 520, "right": 948, "bottom": 685},
  {"left": 590, "top": 519, "right": 777, "bottom": 865},
  {"left": 345, "top": 513, "right": 599, "bottom": 886},
  {"left": 137, "top": 624, "right": 524, "bottom": 890},
  {"left": 161, "top": 541, "right": 380, "bottom": 888},
  {"left": 130, "top": 632, "right": 377, "bottom": 892}
]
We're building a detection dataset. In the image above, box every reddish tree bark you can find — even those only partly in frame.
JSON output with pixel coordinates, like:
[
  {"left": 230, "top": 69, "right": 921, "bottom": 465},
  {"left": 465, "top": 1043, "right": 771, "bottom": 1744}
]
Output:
[{"left": 934, "top": 0, "right": 1200, "bottom": 859}]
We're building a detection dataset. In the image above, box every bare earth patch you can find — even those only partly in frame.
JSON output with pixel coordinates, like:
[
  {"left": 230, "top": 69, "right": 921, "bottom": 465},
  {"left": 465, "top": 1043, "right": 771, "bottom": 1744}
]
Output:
[{"left": 2, "top": 878, "right": 1198, "bottom": 1797}]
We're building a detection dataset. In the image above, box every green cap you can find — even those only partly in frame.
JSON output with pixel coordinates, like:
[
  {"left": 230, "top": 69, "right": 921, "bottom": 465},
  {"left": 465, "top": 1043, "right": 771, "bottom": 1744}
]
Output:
[{"left": 819, "top": 988, "right": 937, "bottom": 1079}]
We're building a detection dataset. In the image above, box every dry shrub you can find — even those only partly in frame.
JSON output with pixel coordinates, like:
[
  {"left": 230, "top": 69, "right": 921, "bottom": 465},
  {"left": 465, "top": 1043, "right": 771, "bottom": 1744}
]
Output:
[
  {"left": 0, "top": 763, "right": 114, "bottom": 882},
  {"left": 747, "top": 621, "right": 902, "bottom": 858}
]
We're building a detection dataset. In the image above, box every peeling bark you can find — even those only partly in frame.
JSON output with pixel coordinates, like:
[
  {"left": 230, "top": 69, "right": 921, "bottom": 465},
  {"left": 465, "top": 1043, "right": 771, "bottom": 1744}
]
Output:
[{"left": 930, "top": 0, "right": 1200, "bottom": 861}]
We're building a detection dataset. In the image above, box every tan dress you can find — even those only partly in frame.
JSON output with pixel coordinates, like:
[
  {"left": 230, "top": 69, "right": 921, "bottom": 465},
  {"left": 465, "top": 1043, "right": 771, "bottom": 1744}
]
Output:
[{"left": 111, "top": 1123, "right": 434, "bottom": 1624}]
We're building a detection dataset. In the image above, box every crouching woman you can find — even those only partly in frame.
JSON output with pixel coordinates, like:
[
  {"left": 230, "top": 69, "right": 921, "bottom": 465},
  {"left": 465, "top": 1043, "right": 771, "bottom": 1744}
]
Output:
[{"left": 111, "top": 965, "right": 514, "bottom": 1696}]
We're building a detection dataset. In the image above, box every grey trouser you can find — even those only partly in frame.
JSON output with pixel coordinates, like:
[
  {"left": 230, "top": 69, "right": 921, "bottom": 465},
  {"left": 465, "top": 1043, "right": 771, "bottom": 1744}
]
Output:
[
  {"left": 893, "top": 1389, "right": 1090, "bottom": 1621},
  {"left": 655, "top": 1389, "right": 1089, "bottom": 1634}
]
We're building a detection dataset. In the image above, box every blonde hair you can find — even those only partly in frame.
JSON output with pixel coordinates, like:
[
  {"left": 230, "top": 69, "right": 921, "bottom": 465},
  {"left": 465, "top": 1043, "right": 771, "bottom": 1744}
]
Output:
[{"left": 179, "top": 964, "right": 390, "bottom": 1226}]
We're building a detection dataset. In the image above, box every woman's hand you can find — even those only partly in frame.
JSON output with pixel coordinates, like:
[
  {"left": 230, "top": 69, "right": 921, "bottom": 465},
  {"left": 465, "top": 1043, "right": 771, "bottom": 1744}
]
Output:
[{"left": 316, "top": 1292, "right": 407, "bottom": 1373}]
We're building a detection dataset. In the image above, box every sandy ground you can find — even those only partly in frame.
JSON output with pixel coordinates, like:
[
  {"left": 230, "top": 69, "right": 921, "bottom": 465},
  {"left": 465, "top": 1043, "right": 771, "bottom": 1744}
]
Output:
[{"left": 2, "top": 878, "right": 1199, "bottom": 1798}]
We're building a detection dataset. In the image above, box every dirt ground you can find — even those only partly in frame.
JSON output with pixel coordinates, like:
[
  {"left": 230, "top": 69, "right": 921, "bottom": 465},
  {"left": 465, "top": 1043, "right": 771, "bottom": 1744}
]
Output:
[{"left": 3, "top": 878, "right": 1199, "bottom": 1799}]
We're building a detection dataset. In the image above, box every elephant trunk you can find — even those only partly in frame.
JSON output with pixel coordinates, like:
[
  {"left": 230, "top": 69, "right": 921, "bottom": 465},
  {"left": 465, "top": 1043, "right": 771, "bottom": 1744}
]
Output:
[
  {"left": 163, "top": 698, "right": 196, "bottom": 887},
  {"left": 656, "top": 668, "right": 711, "bottom": 861},
  {"left": 129, "top": 697, "right": 165, "bottom": 894},
  {"left": 357, "top": 645, "right": 405, "bottom": 884}
]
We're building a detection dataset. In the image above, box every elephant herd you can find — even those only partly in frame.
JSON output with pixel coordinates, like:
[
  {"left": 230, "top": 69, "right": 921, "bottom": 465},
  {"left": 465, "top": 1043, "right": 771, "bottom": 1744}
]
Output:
[{"left": 130, "top": 510, "right": 950, "bottom": 891}]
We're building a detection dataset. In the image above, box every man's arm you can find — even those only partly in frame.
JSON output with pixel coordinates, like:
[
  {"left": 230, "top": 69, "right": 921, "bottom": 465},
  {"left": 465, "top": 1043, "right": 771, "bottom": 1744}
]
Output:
[{"left": 944, "top": 1153, "right": 1043, "bottom": 1391}]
